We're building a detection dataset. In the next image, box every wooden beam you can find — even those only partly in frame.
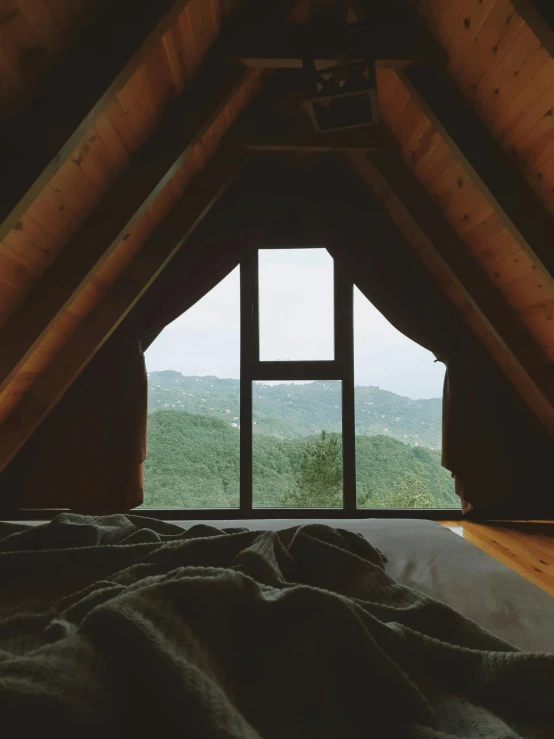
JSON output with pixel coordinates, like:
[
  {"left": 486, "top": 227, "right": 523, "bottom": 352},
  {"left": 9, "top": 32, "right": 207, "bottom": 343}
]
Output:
[
  {"left": 0, "top": 0, "right": 194, "bottom": 242},
  {"left": 0, "top": 65, "right": 255, "bottom": 401},
  {"left": 351, "top": 151, "right": 554, "bottom": 437},
  {"left": 399, "top": 65, "right": 554, "bottom": 285},
  {"left": 0, "top": 146, "right": 247, "bottom": 472},
  {"left": 233, "top": 118, "right": 394, "bottom": 152},
  {"left": 210, "top": 20, "right": 439, "bottom": 69},
  {"left": 0, "top": 152, "right": 307, "bottom": 472},
  {"left": 510, "top": 1, "right": 554, "bottom": 59}
]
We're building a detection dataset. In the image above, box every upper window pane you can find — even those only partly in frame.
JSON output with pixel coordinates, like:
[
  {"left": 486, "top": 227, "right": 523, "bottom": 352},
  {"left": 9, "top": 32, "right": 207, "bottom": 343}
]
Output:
[{"left": 259, "top": 248, "right": 334, "bottom": 361}]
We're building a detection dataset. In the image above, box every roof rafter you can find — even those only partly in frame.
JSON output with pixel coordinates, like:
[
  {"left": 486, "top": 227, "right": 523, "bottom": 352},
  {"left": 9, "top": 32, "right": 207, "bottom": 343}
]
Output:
[
  {"left": 0, "top": 0, "right": 195, "bottom": 243},
  {"left": 399, "top": 65, "right": 554, "bottom": 285},
  {"left": 350, "top": 150, "right": 554, "bottom": 438},
  {"left": 0, "top": 152, "right": 309, "bottom": 472},
  {"left": 0, "top": 64, "right": 257, "bottom": 402}
]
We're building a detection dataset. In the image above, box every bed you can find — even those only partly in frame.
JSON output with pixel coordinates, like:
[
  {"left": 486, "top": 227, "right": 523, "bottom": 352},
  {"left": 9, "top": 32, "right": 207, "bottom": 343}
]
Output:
[
  {"left": 1, "top": 514, "right": 553, "bottom": 738},
  {"left": 176, "top": 517, "right": 554, "bottom": 653}
]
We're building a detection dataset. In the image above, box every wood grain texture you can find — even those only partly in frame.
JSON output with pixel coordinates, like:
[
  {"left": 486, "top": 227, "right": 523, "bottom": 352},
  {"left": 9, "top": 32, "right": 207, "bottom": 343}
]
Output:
[
  {"left": 0, "top": 0, "right": 243, "bottom": 328},
  {"left": 399, "top": 64, "right": 554, "bottom": 284},
  {"left": 351, "top": 150, "right": 554, "bottom": 437},
  {"left": 0, "top": 0, "right": 195, "bottom": 243},
  {"left": 0, "top": 65, "right": 255, "bottom": 407},
  {"left": 510, "top": 0, "right": 554, "bottom": 58},
  {"left": 377, "top": 68, "right": 554, "bottom": 363},
  {"left": 440, "top": 520, "right": 554, "bottom": 597},
  {"left": 417, "top": 0, "right": 554, "bottom": 215}
]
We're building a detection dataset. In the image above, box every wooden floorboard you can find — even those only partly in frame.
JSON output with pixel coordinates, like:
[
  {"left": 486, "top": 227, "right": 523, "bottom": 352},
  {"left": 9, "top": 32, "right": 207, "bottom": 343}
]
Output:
[{"left": 440, "top": 520, "right": 554, "bottom": 597}]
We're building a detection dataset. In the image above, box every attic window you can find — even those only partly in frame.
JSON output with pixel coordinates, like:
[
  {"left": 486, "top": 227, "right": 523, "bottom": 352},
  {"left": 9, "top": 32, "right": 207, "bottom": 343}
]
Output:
[{"left": 142, "top": 247, "right": 457, "bottom": 513}]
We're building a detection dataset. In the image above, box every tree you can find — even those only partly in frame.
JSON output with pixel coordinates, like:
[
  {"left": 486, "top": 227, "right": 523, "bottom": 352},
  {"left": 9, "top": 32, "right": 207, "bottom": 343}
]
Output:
[
  {"left": 381, "top": 461, "right": 435, "bottom": 508},
  {"left": 283, "top": 431, "right": 342, "bottom": 507},
  {"left": 143, "top": 411, "right": 457, "bottom": 509}
]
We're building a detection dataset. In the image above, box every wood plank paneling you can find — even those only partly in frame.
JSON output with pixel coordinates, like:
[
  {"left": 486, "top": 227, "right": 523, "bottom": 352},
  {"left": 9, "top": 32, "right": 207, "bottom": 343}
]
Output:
[
  {"left": 417, "top": 0, "right": 554, "bottom": 214},
  {"left": 0, "top": 0, "right": 244, "bottom": 419},
  {"left": 0, "top": 0, "right": 236, "bottom": 322},
  {"left": 511, "top": 0, "right": 554, "bottom": 58},
  {"left": 378, "top": 70, "right": 554, "bottom": 371},
  {"left": 0, "top": 65, "right": 255, "bottom": 414},
  {"left": 0, "top": 0, "right": 198, "bottom": 244}
]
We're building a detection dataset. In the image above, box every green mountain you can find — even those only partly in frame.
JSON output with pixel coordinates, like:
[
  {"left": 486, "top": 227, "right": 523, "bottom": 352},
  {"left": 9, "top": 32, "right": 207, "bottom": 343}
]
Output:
[
  {"left": 147, "top": 371, "right": 443, "bottom": 449},
  {"left": 143, "top": 410, "right": 458, "bottom": 509}
]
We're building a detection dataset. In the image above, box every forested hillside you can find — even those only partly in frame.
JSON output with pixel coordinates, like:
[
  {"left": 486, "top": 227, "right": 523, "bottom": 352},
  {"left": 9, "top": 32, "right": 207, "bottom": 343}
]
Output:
[
  {"left": 148, "top": 371, "right": 443, "bottom": 448},
  {"left": 142, "top": 410, "right": 458, "bottom": 509}
]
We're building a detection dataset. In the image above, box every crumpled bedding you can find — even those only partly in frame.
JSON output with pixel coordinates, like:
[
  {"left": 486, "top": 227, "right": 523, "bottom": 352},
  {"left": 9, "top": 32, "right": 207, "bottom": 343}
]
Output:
[{"left": 0, "top": 513, "right": 552, "bottom": 738}]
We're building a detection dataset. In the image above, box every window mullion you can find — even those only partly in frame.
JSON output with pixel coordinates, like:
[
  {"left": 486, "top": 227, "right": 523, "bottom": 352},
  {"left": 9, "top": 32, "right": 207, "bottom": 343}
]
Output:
[
  {"left": 334, "top": 264, "right": 356, "bottom": 513},
  {"left": 240, "top": 252, "right": 258, "bottom": 513}
]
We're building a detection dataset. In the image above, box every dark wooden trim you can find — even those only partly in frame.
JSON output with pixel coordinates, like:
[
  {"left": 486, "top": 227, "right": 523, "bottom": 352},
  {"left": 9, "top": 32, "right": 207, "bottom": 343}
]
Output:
[
  {"left": 510, "top": 0, "right": 554, "bottom": 59},
  {"left": 240, "top": 251, "right": 258, "bottom": 513},
  {"left": 0, "top": 65, "right": 254, "bottom": 399},
  {"left": 354, "top": 151, "right": 554, "bottom": 411},
  {"left": 335, "top": 264, "right": 356, "bottom": 512},
  {"left": 0, "top": 0, "right": 193, "bottom": 242},
  {"left": 246, "top": 243, "right": 356, "bottom": 511},
  {"left": 399, "top": 64, "right": 554, "bottom": 283},
  {"left": 252, "top": 361, "right": 341, "bottom": 381},
  {"left": 1, "top": 508, "right": 463, "bottom": 521}
]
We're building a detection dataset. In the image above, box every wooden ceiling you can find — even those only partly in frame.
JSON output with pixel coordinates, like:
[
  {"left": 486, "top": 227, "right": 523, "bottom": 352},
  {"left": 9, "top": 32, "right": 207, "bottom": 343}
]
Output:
[{"left": 0, "top": 0, "right": 552, "bottom": 473}]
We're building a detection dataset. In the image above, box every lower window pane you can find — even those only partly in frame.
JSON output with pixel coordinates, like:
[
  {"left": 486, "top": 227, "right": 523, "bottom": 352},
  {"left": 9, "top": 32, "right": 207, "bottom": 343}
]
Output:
[
  {"left": 252, "top": 381, "right": 343, "bottom": 508},
  {"left": 142, "top": 269, "right": 240, "bottom": 508}
]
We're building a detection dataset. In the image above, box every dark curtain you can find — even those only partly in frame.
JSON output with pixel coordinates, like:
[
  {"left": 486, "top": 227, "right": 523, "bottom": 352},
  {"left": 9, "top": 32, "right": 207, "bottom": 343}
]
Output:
[
  {"left": 0, "top": 156, "right": 308, "bottom": 512},
  {"left": 313, "top": 157, "right": 553, "bottom": 516}
]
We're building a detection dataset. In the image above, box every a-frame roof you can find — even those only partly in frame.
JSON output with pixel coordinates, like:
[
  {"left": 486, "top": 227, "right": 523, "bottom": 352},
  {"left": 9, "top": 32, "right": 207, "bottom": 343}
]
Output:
[{"left": 0, "top": 0, "right": 552, "bottom": 474}]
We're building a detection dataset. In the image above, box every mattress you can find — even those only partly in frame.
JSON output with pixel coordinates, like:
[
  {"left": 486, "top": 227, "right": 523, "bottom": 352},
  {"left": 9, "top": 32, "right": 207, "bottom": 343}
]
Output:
[{"left": 168, "top": 517, "right": 554, "bottom": 652}]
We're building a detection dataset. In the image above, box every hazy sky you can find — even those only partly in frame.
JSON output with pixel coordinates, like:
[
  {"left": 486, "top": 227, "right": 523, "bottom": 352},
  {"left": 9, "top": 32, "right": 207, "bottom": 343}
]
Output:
[{"left": 146, "top": 249, "right": 446, "bottom": 399}]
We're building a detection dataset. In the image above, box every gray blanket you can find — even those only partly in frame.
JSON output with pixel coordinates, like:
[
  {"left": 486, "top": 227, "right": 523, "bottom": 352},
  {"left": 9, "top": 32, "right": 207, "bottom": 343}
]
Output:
[{"left": 0, "top": 514, "right": 552, "bottom": 738}]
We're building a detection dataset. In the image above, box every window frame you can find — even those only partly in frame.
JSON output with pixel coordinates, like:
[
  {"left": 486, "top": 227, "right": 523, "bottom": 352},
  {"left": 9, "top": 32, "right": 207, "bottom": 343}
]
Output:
[
  {"left": 4, "top": 245, "right": 462, "bottom": 521},
  {"left": 240, "top": 246, "right": 356, "bottom": 513}
]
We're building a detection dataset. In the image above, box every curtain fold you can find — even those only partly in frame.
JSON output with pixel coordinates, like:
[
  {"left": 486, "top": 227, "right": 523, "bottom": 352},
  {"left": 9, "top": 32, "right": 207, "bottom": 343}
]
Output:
[
  {"left": 1, "top": 156, "right": 308, "bottom": 512},
  {"left": 313, "top": 157, "right": 553, "bottom": 515}
]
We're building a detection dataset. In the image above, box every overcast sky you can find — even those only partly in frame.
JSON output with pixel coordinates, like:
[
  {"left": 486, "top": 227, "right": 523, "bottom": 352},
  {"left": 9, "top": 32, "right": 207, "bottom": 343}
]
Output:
[{"left": 145, "top": 249, "right": 446, "bottom": 399}]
